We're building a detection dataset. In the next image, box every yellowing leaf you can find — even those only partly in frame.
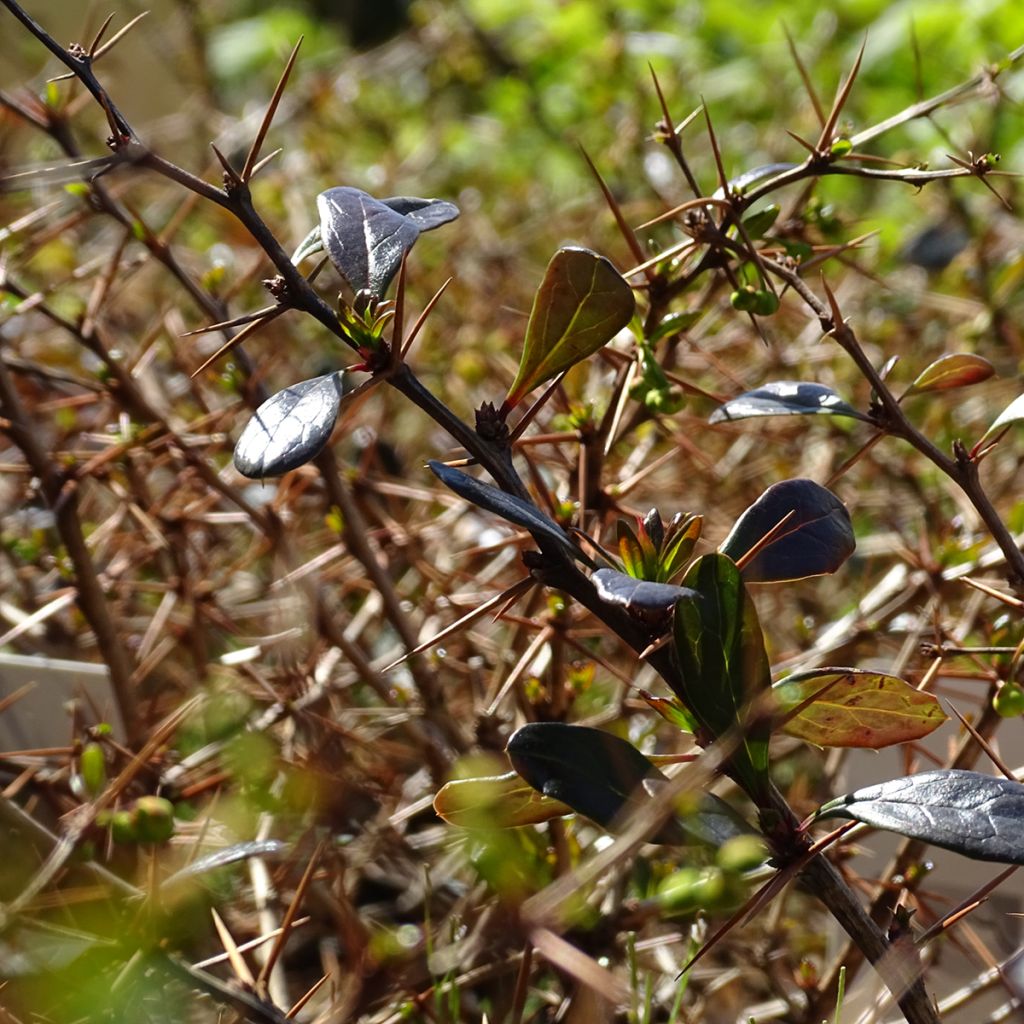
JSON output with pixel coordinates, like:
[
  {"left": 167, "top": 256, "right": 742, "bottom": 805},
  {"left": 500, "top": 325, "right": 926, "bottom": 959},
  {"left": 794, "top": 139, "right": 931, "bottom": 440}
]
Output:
[
  {"left": 504, "top": 247, "right": 634, "bottom": 410},
  {"left": 433, "top": 772, "right": 572, "bottom": 828},
  {"left": 906, "top": 353, "right": 995, "bottom": 395},
  {"left": 776, "top": 669, "right": 947, "bottom": 748}
]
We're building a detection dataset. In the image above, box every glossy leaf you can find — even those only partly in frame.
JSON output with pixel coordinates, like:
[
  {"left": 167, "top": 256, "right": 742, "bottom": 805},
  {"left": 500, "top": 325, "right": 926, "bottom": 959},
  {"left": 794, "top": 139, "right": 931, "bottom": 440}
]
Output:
[
  {"left": 593, "top": 568, "right": 696, "bottom": 622},
  {"left": 775, "top": 669, "right": 947, "bottom": 748},
  {"left": 906, "top": 354, "right": 994, "bottom": 395},
  {"left": 981, "top": 393, "right": 1024, "bottom": 442},
  {"left": 234, "top": 372, "right": 346, "bottom": 478},
  {"left": 709, "top": 381, "right": 868, "bottom": 424},
  {"left": 813, "top": 770, "right": 1024, "bottom": 864},
  {"left": 505, "top": 722, "right": 750, "bottom": 846},
  {"left": 505, "top": 247, "right": 635, "bottom": 409},
  {"left": 318, "top": 186, "right": 419, "bottom": 297},
  {"left": 507, "top": 722, "right": 686, "bottom": 843},
  {"left": 428, "top": 460, "right": 589, "bottom": 564},
  {"left": 719, "top": 478, "right": 855, "bottom": 583},
  {"left": 434, "top": 771, "right": 573, "bottom": 828},
  {"left": 381, "top": 195, "right": 461, "bottom": 230},
  {"left": 673, "top": 554, "right": 772, "bottom": 797}
]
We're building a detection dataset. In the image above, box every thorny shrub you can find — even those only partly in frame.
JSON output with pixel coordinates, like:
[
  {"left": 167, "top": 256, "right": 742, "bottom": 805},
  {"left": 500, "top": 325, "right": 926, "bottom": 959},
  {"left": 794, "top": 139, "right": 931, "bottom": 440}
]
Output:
[{"left": 1, "top": 3, "right": 1024, "bottom": 1024}]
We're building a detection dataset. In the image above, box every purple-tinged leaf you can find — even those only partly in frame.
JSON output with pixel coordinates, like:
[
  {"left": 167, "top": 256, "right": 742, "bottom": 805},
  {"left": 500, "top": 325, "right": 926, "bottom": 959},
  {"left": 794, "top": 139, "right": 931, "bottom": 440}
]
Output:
[
  {"left": 381, "top": 196, "right": 460, "bottom": 231},
  {"left": 814, "top": 770, "right": 1024, "bottom": 864},
  {"left": 710, "top": 381, "right": 868, "bottom": 424},
  {"left": 775, "top": 669, "right": 946, "bottom": 748},
  {"left": 428, "top": 460, "right": 589, "bottom": 565},
  {"left": 720, "top": 478, "right": 855, "bottom": 583},
  {"left": 317, "top": 187, "right": 419, "bottom": 297},
  {"left": 505, "top": 247, "right": 635, "bottom": 409},
  {"left": 506, "top": 722, "right": 750, "bottom": 846},
  {"left": 234, "top": 373, "right": 345, "bottom": 478},
  {"left": 906, "top": 354, "right": 994, "bottom": 396},
  {"left": 592, "top": 568, "right": 696, "bottom": 622}
]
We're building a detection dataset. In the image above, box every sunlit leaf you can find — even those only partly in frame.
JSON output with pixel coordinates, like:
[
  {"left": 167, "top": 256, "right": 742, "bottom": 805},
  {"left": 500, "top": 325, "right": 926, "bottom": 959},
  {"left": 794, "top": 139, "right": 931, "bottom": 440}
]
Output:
[
  {"left": 709, "top": 381, "right": 868, "bottom": 424},
  {"left": 617, "top": 519, "right": 645, "bottom": 578},
  {"left": 980, "top": 393, "right": 1024, "bottom": 442},
  {"left": 906, "top": 354, "right": 994, "bottom": 395},
  {"left": 317, "top": 189, "right": 459, "bottom": 298},
  {"left": 433, "top": 771, "right": 573, "bottom": 828},
  {"left": 428, "top": 460, "right": 589, "bottom": 564},
  {"left": 775, "top": 669, "right": 947, "bottom": 748},
  {"left": 318, "top": 187, "right": 419, "bottom": 297},
  {"left": 640, "top": 690, "right": 697, "bottom": 733},
  {"left": 813, "top": 770, "right": 1024, "bottom": 864},
  {"left": 719, "top": 478, "right": 855, "bottom": 582},
  {"left": 505, "top": 722, "right": 749, "bottom": 845},
  {"left": 592, "top": 568, "right": 696, "bottom": 622},
  {"left": 660, "top": 513, "right": 703, "bottom": 580},
  {"left": 234, "top": 372, "right": 346, "bottom": 478},
  {"left": 505, "top": 247, "right": 635, "bottom": 409},
  {"left": 292, "top": 195, "right": 458, "bottom": 269},
  {"left": 673, "top": 555, "right": 771, "bottom": 797},
  {"left": 381, "top": 195, "right": 460, "bottom": 230},
  {"left": 506, "top": 722, "right": 687, "bottom": 843}
]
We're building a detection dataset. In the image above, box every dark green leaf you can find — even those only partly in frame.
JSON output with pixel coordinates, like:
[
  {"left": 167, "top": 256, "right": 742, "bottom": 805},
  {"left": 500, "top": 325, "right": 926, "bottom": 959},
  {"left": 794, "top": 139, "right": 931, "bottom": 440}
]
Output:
[
  {"left": 505, "top": 247, "right": 635, "bottom": 409},
  {"left": 719, "top": 478, "right": 855, "bottom": 582},
  {"left": 709, "top": 381, "right": 868, "bottom": 424},
  {"left": 506, "top": 723, "right": 750, "bottom": 846},
  {"left": 775, "top": 669, "right": 947, "bottom": 748},
  {"left": 813, "top": 770, "right": 1024, "bottom": 864},
  {"left": 506, "top": 722, "right": 686, "bottom": 843},
  {"left": 234, "top": 373, "right": 346, "bottom": 478},
  {"left": 593, "top": 568, "right": 696, "bottom": 621},
  {"left": 673, "top": 555, "right": 771, "bottom": 797},
  {"left": 428, "top": 461, "right": 590, "bottom": 565}
]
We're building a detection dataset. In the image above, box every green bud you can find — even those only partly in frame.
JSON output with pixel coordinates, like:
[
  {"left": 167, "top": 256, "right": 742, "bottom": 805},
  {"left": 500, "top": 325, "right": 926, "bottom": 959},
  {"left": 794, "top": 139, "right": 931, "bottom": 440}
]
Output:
[
  {"left": 716, "top": 834, "right": 769, "bottom": 874},
  {"left": 79, "top": 742, "right": 107, "bottom": 797},
  {"left": 134, "top": 796, "right": 175, "bottom": 843},
  {"left": 110, "top": 810, "right": 138, "bottom": 844},
  {"left": 993, "top": 682, "right": 1024, "bottom": 718},
  {"left": 730, "top": 286, "right": 758, "bottom": 312},
  {"left": 750, "top": 290, "right": 780, "bottom": 316}
]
